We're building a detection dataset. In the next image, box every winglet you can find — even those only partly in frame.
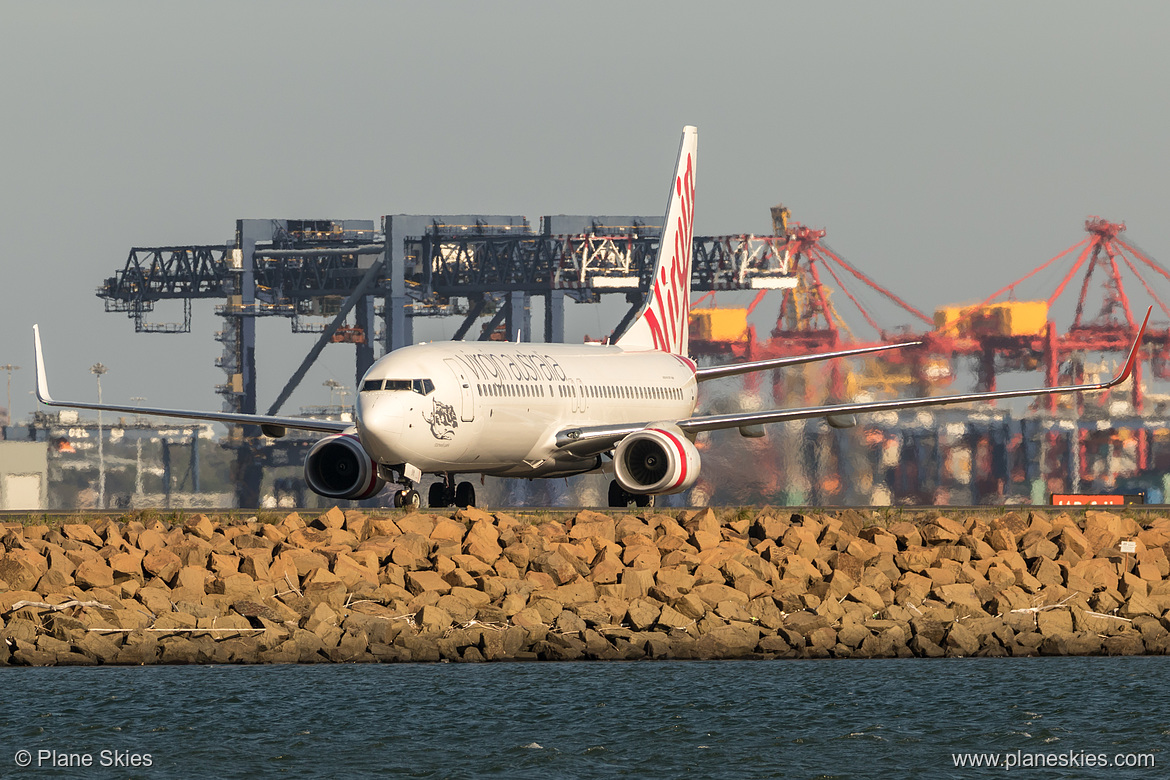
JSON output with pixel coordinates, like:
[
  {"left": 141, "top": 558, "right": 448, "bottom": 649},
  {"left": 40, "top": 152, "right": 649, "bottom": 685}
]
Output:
[
  {"left": 1106, "top": 306, "right": 1151, "bottom": 388},
  {"left": 32, "top": 324, "right": 54, "bottom": 404}
]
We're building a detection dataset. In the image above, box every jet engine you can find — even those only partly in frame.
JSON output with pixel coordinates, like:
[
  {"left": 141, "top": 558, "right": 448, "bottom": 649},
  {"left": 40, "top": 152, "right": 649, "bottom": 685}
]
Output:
[
  {"left": 613, "top": 424, "right": 700, "bottom": 495},
  {"left": 303, "top": 434, "right": 385, "bottom": 500}
]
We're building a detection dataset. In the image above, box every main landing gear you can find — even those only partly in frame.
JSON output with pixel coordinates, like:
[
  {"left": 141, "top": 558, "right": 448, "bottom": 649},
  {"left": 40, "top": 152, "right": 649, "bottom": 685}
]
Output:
[
  {"left": 427, "top": 473, "right": 477, "bottom": 508},
  {"left": 608, "top": 480, "right": 654, "bottom": 508}
]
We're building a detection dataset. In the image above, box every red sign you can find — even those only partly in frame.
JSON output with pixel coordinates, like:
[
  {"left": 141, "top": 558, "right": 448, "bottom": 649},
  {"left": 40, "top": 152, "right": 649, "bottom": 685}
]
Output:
[{"left": 1050, "top": 494, "right": 1145, "bottom": 506}]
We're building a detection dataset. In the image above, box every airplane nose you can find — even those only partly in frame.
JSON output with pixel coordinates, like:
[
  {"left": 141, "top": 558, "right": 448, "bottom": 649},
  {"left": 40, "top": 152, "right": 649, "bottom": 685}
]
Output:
[{"left": 357, "top": 396, "right": 405, "bottom": 461}]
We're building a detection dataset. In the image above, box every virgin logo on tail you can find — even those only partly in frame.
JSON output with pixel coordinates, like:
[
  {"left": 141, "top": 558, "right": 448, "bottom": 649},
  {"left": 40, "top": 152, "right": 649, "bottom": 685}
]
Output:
[{"left": 616, "top": 125, "right": 697, "bottom": 356}]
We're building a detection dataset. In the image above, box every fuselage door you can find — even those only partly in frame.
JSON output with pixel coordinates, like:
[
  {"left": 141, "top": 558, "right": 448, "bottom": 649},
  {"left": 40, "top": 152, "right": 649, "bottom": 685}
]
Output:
[
  {"left": 444, "top": 358, "right": 475, "bottom": 422},
  {"left": 575, "top": 378, "right": 586, "bottom": 414}
]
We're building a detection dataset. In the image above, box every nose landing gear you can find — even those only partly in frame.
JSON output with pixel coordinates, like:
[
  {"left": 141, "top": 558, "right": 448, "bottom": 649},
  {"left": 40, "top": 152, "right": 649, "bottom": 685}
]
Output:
[{"left": 393, "top": 488, "right": 421, "bottom": 509}]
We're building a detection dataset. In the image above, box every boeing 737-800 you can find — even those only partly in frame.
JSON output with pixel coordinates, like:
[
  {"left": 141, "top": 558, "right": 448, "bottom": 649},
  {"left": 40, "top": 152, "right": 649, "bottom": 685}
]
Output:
[{"left": 33, "top": 126, "right": 1148, "bottom": 509}]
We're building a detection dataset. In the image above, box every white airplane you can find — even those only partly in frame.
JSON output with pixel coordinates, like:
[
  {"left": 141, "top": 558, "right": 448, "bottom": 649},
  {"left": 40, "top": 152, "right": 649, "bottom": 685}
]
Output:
[{"left": 34, "top": 126, "right": 1149, "bottom": 510}]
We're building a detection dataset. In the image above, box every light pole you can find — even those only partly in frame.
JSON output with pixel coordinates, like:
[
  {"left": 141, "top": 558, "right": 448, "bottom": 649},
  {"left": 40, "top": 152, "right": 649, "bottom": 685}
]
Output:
[
  {"left": 90, "top": 363, "right": 107, "bottom": 509},
  {"left": 0, "top": 364, "right": 19, "bottom": 427}
]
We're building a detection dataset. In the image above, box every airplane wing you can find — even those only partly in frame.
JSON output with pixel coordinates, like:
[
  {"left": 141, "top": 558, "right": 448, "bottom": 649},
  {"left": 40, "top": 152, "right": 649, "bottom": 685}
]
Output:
[
  {"left": 694, "top": 341, "right": 922, "bottom": 382},
  {"left": 556, "top": 307, "right": 1150, "bottom": 456},
  {"left": 32, "top": 325, "right": 350, "bottom": 436}
]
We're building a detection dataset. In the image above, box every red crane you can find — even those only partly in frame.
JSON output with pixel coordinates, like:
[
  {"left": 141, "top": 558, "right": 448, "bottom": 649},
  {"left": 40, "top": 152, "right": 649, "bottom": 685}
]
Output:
[
  {"left": 926, "top": 217, "right": 1170, "bottom": 412},
  {"left": 689, "top": 213, "right": 934, "bottom": 402}
]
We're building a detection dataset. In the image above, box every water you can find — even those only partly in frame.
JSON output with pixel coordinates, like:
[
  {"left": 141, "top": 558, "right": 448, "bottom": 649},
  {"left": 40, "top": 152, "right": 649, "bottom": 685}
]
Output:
[{"left": 0, "top": 658, "right": 1167, "bottom": 778}]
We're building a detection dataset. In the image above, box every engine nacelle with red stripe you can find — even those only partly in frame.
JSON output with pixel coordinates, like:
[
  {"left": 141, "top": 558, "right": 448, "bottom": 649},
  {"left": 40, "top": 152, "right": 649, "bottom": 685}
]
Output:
[
  {"left": 303, "top": 434, "right": 385, "bottom": 500},
  {"left": 613, "top": 423, "right": 700, "bottom": 495}
]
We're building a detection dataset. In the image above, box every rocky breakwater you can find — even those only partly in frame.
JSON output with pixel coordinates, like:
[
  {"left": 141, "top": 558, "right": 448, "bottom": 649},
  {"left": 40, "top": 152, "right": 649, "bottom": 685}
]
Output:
[{"left": 1, "top": 507, "right": 1169, "bottom": 665}]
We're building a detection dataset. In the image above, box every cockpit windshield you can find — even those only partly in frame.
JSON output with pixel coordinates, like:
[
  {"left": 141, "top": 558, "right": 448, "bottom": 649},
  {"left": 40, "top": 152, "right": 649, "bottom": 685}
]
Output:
[{"left": 360, "top": 378, "right": 435, "bottom": 394}]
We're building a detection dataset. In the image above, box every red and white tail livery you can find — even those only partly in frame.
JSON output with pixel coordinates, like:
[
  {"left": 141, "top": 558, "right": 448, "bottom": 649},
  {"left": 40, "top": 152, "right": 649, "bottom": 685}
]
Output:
[
  {"left": 30, "top": 125, "right": 1151, "bottom": 510},
  {"left": 616, "top": 125, "right": 696, "bottom": 356}
]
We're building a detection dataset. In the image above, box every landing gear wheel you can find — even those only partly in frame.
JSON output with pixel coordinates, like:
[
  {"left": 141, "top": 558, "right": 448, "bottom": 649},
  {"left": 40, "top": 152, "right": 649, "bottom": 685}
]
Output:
[
  {"left": 608, "top": 480, "right": 630, "bottom": 508},
  {"left": 455, "top": 481, "right": 476, "bottom": 508},
  {"left": 634, "top": 493, "right": 655, "bottom": 508},
  {"left": 395, "top": 489, "right": 421, "bottom": 509},
  {"left": 428, "top": 482, "right": 449, "bottom": 508}
]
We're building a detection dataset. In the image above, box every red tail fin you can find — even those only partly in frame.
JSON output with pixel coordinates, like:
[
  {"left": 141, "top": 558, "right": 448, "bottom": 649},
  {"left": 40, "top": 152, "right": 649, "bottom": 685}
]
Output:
[{"left": 616, "top": 126, "right": 697, "bottom": 355}]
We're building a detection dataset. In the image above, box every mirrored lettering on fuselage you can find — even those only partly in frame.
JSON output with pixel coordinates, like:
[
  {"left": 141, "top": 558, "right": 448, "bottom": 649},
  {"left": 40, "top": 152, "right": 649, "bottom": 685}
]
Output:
[{"left": 452, "top": 351, "right": 567, "bottom": 383}]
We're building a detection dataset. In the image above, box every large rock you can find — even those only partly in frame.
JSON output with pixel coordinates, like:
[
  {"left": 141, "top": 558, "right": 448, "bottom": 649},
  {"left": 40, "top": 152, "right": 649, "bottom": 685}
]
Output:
[
  {"left": 845, "top": 585, "right": 886, "bottom": 613},
  {"left": 0, "top": 554, "right": 44, "bottom": 590},
  {"left": 1056, "top": 526, "right": 1093, "bottom": 561},
  {"left": 944, "top": 623, "right": 980, "bottom": 656},
  {"left": 1102, "top": 633, "right": 1145, "bottom": 656},
  {"left": 531, "top": 551, "right": 581, "bottom": 585},
  {"left": 921, "top": 518, "right": 965, "bottom": 545},
  {"left": 1036, "top": 608, "right": 1074, "bottom": 637},
  {"left": 626, "top": 599, "right": 661, "bottom": 631},
  {"left": 569, "top": 512, "right": 616, "bottom": 544},
  {"left": 400, "top": 569, "right": 450, "bottom": 596},
  {"left": 142, "top": 549, "right": 182, "bottom": 582},
  {"left": 62, "top": 523, "right": 105, "bottom": 547},
  {"left": 695, "top": 624, "right": 760, "bottom": 659}
]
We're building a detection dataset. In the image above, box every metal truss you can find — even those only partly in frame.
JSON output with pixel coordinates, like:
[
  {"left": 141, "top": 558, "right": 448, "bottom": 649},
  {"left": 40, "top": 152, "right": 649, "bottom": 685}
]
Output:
[
  {"left": 98, "top": 246, "right": 231, "bottom": 331},
  {"left": 98, "top": 233, "right": 801, "bottom": 321},
  {"left": 408, "top": 232, "right": 798, "bottom": 300}
]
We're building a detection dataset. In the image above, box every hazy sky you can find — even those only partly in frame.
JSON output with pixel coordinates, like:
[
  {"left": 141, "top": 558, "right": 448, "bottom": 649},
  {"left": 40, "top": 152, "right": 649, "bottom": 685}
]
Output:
[{"left": 3, "top": 1, "right": 1170, "bottom": 421}]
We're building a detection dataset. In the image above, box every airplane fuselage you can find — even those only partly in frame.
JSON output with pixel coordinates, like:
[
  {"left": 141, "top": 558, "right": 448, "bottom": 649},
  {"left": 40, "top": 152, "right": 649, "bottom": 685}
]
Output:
[{"left": 356, "top": 341, "right": 698, "bottom": 478}]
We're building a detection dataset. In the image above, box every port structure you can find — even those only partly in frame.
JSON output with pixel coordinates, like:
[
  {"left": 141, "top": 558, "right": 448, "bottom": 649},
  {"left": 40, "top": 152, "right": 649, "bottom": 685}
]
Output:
[
  {"left": 687, "top": 211, "right": 1170, "bottom": 505},
  {"left": 688, "top": 205, "right": 938, "bottom": 405},
  {"left": 97, "top": 215, "right": 802, "bottom": 507},
  {"left": 927, "top": 217, "right": 1170, "bottom": 410},
  {"left": 98, "top": 207, "right": 1170, "bottom": 508}
]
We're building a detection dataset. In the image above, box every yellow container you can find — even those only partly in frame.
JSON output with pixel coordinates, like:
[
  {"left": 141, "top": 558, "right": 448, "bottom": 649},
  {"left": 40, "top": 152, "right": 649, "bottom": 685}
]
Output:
[
  {"left": 689, "top": 309, "right": 749, "bottom": 341},
  {"left": 995, "top": 301, "right": 1049, "bottom": 336},
  {"left": 933, "top": 305, "right": 967, "bottom": 334},
  {"left": 934, "top": 301, "right": 1048, "bottom": 337}
]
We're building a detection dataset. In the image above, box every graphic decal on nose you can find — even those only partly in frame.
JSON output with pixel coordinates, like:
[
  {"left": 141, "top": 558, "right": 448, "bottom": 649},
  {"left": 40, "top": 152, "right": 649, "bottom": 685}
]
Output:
[{"left": 423, "top": 398, "right": 459, "bottom": 440}]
